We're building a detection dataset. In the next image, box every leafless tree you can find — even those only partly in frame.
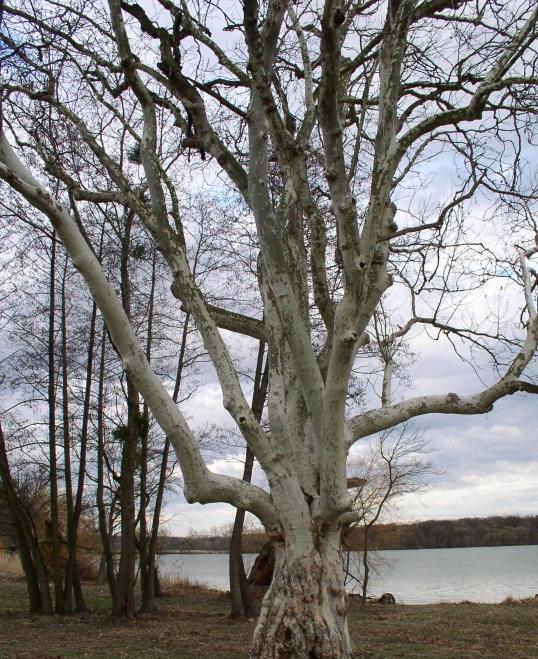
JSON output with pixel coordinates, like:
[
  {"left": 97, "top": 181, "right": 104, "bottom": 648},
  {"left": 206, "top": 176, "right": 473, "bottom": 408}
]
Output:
[
  {"left": 2, "top": 0, "right": 538, "bottom": 655},
  {"left": 344, "top": 425, "right": 435, "bottom": 605}
]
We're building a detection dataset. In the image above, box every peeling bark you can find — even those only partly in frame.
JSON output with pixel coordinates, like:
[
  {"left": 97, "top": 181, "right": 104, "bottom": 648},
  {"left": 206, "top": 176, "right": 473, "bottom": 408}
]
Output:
[{"left": 250, "top": 529, "right": 351, "bottom": 659}]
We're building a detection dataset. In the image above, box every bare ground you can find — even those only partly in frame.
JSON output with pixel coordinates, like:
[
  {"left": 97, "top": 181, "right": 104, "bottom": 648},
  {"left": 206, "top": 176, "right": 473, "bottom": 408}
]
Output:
[{"left": 1, "top": 577, "right": 537, "bottom": 658}]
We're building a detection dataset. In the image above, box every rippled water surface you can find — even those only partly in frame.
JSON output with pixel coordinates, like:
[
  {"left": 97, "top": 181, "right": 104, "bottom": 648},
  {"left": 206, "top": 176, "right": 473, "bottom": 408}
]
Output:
[{"left": 158, "top": 544, "right": 538, "bottom": 604}]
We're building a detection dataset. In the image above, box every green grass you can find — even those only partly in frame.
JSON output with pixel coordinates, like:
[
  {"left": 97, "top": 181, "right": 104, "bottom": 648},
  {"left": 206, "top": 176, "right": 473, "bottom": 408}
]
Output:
[{"left": 1, "top": 578, "right": 537, "bottom": 658}]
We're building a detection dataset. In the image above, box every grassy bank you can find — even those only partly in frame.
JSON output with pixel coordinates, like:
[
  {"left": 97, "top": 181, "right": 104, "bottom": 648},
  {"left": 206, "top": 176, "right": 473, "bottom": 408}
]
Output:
[{"left": 0, "top": 577, "right": 537, "bottom": 658}]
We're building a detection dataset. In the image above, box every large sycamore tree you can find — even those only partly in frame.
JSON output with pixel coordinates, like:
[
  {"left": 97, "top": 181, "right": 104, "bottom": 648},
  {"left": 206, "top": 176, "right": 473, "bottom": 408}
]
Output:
[{"left": 1, "top": 0, "right": 538, "bottom": 655}]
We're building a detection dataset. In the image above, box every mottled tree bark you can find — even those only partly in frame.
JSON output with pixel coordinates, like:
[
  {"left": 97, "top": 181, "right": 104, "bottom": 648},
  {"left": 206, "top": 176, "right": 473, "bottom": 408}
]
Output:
[
  {"left": 2, "top": 1, "right": 538, "bottom": 655},
  {"left": 250, "top": 527, "right": 351, "bottom": 659}
]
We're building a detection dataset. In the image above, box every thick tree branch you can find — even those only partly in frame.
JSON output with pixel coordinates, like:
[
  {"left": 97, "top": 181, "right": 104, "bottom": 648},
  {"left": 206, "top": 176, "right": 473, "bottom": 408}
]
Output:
[
  {"left": 346, "top": 308, "right": 538, "bottom": 447},
  {"left": 245, "top": 0, "right": 326, "bottom": 436}
]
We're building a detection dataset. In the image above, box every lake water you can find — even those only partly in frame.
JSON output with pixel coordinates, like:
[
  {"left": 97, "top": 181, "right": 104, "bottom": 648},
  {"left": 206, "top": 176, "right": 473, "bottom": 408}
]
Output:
[{"left": 158, "top": 544, "right": 538, "bottom": 604}]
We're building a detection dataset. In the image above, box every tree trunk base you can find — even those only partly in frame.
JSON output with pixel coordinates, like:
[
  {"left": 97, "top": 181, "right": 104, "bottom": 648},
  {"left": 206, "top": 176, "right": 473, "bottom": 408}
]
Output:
[{"left": 249, "top": 541, "right": 352, "bottom": 659}]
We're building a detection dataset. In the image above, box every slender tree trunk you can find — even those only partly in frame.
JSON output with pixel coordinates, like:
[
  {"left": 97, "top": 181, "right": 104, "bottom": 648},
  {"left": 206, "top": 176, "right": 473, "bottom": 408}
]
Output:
[
  {"left": 138, "top": 399, "right": 151, "bottom": 610},
  {"left": 47, "top": 233, "right": 65, "bottom": 615},
  {"left": 229, "top": 342, "right": 268, "bottom": 619},
  {"left": 14, "top": 527, "right": 44, "bottom": 612},
  {"left": 25, "top": 518, "right": 53, "bottom": 615},
  {"left": 69, "top": 300, "right": 97, "bottom": 613},
  {"left": 238, "top": 531, "right": 255, "bottom": 613},
  {"left": 250, "top": 525, "right": 352, "bottom": 659},
  {"left": 95, "top": 553, "right": 107, "bottom": 585},
  {"left": 229, "top": 503, "right": 257, "bottom": 618},
  {"left": 62, "top": 220, "right": 101, "bottom": 613},
  {"left": 113, "top": 376, "right": 139, "bottom": 618},
  {"left": 153, "top": 564, "right": 163, "bottom": 597},
  {"left": 96, "top": 329, "right": 116, "bottom": 595},
  {"left": 144, "top": 311, "right": 191, "bottom": 606},
  {"left": 112, "top": 209, "right": 138, "bottom": 618},
  {"left": 73, "top": 292, "right": 100, "bottom": 612},
  {"left": 361, "top": 527, "right": 370, "bottom": 607},
  {"left": 60, "top": 256, "right": 75, "bottom": 613},
  {"left": 0, "top": 419, "right": 52, "bottom": 614},
  {"left": 64, "top": 198, "right": 104, "bottom": 611},
  {"left": 359, "top": 484, "right": 391, "bottom": 606},
  {"left": 145, "top": 436, "right": 169, "bottom": 603},
  {"left": 61, "top": 256, "right": 90, "bottom": 613},
  {"left": 139, "top": 250, "right": 156, "bottom": 612}
]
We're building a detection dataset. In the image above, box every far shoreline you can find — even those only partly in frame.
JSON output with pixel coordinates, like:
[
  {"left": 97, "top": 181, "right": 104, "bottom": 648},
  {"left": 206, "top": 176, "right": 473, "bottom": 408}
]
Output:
[{"left": 155, "top": 542, "right": 538, "bottom": 555}]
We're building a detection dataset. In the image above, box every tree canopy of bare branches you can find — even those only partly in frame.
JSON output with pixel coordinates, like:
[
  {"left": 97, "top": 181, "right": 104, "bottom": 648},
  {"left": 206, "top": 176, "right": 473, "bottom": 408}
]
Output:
[{"left": 1, "top": 0, "right": 538, "bottom": 655}]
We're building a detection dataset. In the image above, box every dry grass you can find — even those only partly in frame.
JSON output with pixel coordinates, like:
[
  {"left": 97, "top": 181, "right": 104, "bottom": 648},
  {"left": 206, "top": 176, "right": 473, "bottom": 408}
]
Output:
[
  {"left": 0, "top": 553, "right": 24, "bottom": 579},
  {"left": 157, "top": 572, "right": 228, "bottom": 594},
  {"left": 348, "top": 597, "right": 538, "bottom": 658},
  {"left": 0, "top": 578, "right": 537, "bottom": 658}
]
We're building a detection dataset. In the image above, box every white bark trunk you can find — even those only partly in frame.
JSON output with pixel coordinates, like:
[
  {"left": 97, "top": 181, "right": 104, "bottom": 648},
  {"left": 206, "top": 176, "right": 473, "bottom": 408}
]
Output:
[{"left": 250, "top": 527, "right": 352, "bottom": 659}]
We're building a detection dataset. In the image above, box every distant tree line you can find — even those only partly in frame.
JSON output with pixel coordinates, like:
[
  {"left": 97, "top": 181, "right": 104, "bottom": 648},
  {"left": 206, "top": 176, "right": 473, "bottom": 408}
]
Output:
[
  {"left": 158, "top": 528, "right": 267, "bottom": 554},
  {"left": 163, "top": 515, "right": 538, "bottom": 554},
  {"left": 345, "top": 515, "right": 538, "bottom": 551}
]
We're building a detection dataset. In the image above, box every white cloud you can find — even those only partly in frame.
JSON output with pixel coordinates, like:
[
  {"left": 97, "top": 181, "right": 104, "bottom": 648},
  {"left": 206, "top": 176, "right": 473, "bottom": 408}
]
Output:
[
  {"left": 180, "top": 383, "right": 232, "bottom": 429},
  {"left": 400, "top": 461, "right": 538, "bottom": 521}
]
